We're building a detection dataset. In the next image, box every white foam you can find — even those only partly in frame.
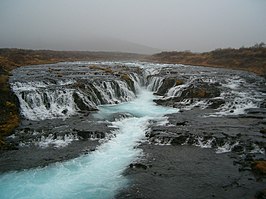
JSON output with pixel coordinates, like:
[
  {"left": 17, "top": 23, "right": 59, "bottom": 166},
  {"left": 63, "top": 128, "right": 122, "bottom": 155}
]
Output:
[
  {"left": 194, "top": 137, "right": 214, "bottom": 148},
  {"left": 249, "top": 144, "right": 265, "bottom": 155},
  {"left": 221, "top": 76, "right": 244, "bottom": 90},
  {"left": 15, "top": 88, "right": 78, "bottom": 120},
  {"left": 37, "top": 134, "right": 78, "bottom": 148},
  {"left": 147, "top": 76, "right": 164, "bottom": 92},
  {"left": 216, "top": 141, "right": 239, "bottom": 154}
]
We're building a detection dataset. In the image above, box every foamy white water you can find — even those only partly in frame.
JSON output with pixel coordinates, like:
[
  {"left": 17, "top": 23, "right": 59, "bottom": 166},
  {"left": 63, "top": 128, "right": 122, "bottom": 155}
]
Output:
[{"left": 0, "top": 88, "right": 176, "bottom": 199}]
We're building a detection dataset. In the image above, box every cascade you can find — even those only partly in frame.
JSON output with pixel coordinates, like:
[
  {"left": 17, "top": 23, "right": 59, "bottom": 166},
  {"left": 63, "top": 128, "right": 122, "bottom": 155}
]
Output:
[{"left": 11, "top": 70, "right": 142, "bottom": 120}]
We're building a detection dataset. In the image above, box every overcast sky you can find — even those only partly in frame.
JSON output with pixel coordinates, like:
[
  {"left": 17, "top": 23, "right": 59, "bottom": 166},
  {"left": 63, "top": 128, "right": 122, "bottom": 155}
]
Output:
[{"left": 0, "top": 0, "right": 265, "bottom": 52}]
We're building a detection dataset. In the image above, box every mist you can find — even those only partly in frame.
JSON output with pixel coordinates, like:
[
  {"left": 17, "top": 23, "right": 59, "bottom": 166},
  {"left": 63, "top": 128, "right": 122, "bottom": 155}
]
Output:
[{"left": 0, "top": 0, "right": 266, "bottom": 53}]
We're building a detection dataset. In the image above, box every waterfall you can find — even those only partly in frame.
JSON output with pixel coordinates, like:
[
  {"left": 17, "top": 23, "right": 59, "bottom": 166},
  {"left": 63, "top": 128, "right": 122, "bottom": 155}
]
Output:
[
  {"left": 12, "top": 82, "right": 78, "bottom": 120},
  {"left": 11, "top": 73, "right": 141, "bottom": 121},
  {"left": 147, "top": 76, "right": 164, "bottom": 92}
]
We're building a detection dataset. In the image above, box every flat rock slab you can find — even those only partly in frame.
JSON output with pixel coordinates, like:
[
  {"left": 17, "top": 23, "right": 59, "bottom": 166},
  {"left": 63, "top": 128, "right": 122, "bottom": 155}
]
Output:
[{"left": 117, "top": 144, "right": 265, "bottom": 199}]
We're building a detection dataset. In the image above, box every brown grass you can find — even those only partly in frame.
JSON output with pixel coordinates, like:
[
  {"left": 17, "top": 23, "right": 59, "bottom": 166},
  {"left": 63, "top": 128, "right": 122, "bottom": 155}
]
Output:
[
  {"left": 252, "top": 160, "right": 266, "bottom": 175},
  {"left": 148, "top": 46, "right": 266, "bottom": 76}
]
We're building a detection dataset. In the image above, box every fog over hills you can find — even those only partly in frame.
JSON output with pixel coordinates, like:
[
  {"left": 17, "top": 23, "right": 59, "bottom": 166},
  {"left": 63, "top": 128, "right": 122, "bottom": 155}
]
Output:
[
  {"left": 1, "top": 37, "right": 160, "bottom": 55},
  {"left": 1, "top": 0, "right": 265, "bottom": 52}
]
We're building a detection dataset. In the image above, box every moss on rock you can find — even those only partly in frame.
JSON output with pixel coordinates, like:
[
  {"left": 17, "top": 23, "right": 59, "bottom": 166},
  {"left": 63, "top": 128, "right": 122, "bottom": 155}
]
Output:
[
  {"left": 0, "top": 73, "right": 20, "bottom": 148},
  {"left": 252, "top": 160, "right": 266, "bottom": 175},
  {"left": 120, "top": 74, "right": 135, "bottom": 92}
]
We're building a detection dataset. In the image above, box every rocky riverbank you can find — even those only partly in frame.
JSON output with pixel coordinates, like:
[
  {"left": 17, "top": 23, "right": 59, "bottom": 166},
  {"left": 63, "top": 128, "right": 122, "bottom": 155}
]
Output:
[{"left": 117, "top": 64, "right": 266, "bottom": 199}]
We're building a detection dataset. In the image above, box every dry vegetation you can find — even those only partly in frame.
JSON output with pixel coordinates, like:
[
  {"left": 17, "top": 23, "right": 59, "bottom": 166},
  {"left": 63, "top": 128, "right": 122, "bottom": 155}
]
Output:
[{"left": 148, "top": 44, "right": 266, "bottom": 77}]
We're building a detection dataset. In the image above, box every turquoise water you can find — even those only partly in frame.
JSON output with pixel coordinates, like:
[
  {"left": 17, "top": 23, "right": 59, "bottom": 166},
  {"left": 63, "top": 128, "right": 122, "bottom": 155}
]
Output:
[{"left": 0, "top": 89, "right": 176, "bottom": 199}]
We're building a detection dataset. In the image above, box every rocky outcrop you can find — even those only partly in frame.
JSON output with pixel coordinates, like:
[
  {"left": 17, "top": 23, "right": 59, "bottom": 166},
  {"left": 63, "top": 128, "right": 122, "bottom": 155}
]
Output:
[
  {"left": 155, "top": 78, "right": 183, "bottom": 96},
  {"left": 129, "top": 163, "right": 150, "bottom": 170},
  {"left": 154, "top": 81, "right": 221, "bottom": 107},
  {"left": 207, "top": 98, "right": 225, "bottom": 109},
  {"left": 75, "top": 129, "right": 105, "bottom": 139},
  {"left": 181, "top": 81, "right": 221, "bottom": 99},
  {"left": 255, "top": 188, "right": 266, "bottom": 199},
  {"left": 73, "top": 92, "right": 98, "bottom": 111}
]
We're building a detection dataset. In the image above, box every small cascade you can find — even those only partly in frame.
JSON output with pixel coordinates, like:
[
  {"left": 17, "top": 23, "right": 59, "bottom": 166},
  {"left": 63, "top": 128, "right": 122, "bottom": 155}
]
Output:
[
  {"left": 92, "top": 80, "right": 136, "bottom": 104},
  {"left": 129, "top": 73, "right": 142, "bottom": 92},
  {"left": 12, "top": 83, "right": 78, "bottom": 120},
  {"left": 147, "top": 76, "right": 164, "bottom": 92},
  {"left": 11, "top": 67, "right": 142, "bottom": 121}
]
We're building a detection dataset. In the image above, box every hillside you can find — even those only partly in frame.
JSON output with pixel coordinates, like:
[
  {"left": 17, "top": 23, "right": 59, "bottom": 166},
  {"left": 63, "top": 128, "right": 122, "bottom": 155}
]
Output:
[{"left": 148, "top": 45, "right": 266, "bottom": 77}]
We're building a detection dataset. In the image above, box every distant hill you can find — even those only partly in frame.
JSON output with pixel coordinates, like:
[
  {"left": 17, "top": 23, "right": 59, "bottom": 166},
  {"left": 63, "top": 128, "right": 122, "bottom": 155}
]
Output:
[
  {"left": 0, "top": 49, "right": 145, "bottom": 72},
  {"left": 74, "top": 38, "right": 161, "bottom": 55},
  {"left": 1, "top": 37, "right": 161, "bottom": 55}
]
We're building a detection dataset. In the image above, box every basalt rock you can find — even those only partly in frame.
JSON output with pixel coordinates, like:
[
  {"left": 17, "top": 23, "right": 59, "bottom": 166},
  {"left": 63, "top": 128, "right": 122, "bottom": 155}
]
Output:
[
  {"left": 260, "top": 100, "right": 266, "bottom": 108},
  {"left": 207, "top": 98, "right": 225, "bottom": 109},
  {"left": 260, "top": 129, "right": 266, "bottom": 135},
  {"left": 129, "top": 163, "right": 149, "bottom": 170},
  {"left": 155, "top": 78, "right": 183, "bottom": 96},
  {"left": 73, "top": 92, "right": 98, "bottom": 111},
  {"left": 154, "top": 81, "right": 221, "bottom": 107},
  {"left": 255, "top": 188, "right": 266, "bottom": 199},
  {"left": 171, "top": 135, "right": 188, "bottom": 145},
  {"left": 180, "top": 81, "right": 221, "bottom": 99},
  {"left": 153, "top": 97, "right": 179, "bottom": 107},
  {"left": 75, "top": 129, "right": 105, "bottom": 139}
]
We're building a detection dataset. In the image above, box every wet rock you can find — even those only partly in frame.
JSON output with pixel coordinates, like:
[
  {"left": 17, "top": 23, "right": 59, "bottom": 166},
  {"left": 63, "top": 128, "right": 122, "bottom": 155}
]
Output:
[
  {"left": 75, "top": 129, "right": 105, "bottom": 139},
  {"left": 154, "top": 81, "right": 221, "bottom": 107},
  {"left": 212, "top": 137, "right": 226, "bottom": 147},
  {"left": 61, "top": 109, "right": 68, "bottom": 114},
  {"left": 179, "top": 82, "right": 221, "bottom": 99},
  {"left": 155, "top": 78, "right": 182, "bottom": 96},
  {"left": 171, "top": 135, "right": 188, "bottom": 145},
  {"left": 129, "top": 163, "right": 149, "bottom": 170},
  {"left": 260, "top": 100, "right": 266, "bottom": 108},
  {"left": 246, "top": 108, "right": 266, "bottom": 115},
  {"left": 175, "top": 121, "right": 188, "bottom": 126},
  {"left": 208, "top": 98, "right": 225, "bottom": 109},
  {"left": 255, "top": 188, "right": 266, "bottom": 199},
  {"left": 260, "top": 129, "right": 266, "bottom": 135},
  {"left": 231, "top": 145, "right": 244, "bottom": 153},
  {"left": 73, "top": 92, "right": 98, "bottom": 111}
]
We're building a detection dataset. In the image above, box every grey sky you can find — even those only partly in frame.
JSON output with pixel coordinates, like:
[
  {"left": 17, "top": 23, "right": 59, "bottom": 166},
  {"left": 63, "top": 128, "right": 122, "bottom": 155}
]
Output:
[{"left": 0, "top": 0, "right": 265, "bottom": 53}]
